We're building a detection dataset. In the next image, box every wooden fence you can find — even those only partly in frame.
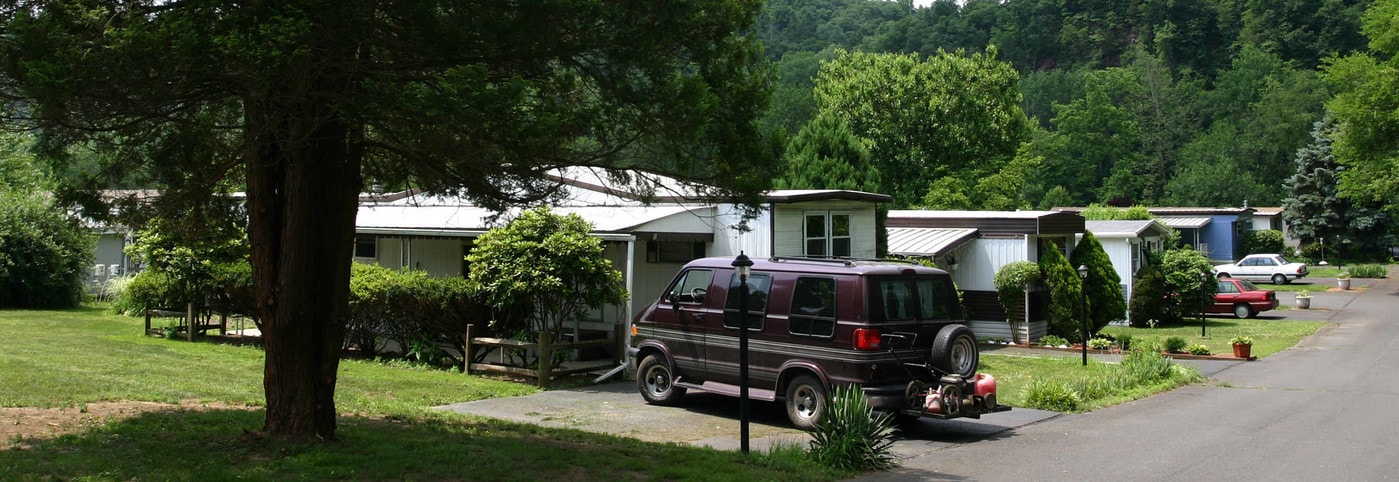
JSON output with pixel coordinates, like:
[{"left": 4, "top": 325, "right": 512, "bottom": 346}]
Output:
[{"left": 462, "top": 324, "right": 625, "bottom": 388}]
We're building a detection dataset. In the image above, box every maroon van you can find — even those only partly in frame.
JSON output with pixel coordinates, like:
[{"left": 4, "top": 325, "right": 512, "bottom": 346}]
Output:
[{"left": 631, "top": 256, "right": 985, "bottom": 429}]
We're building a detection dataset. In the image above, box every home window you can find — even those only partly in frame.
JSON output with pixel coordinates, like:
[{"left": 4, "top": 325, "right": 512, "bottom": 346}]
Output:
[
  {"left": 789, "top": 277, "right": 836, "bottom": 337},
  {"left": 804, "top": 212, "right": 851, "bottom": 258},
  {"left": 724, "top": 273, "right": 772, "bottom": 330},
  {"left": 647, "top": 240, "right": 706, "bottom": 263},
  {"left": 354, "top": 237, "right": 376, "bottom": 258}
]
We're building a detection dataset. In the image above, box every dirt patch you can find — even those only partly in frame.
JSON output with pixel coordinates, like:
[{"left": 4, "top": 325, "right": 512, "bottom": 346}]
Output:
[{"left": 0, "top": 401, "right": 252, "bottom": 450}]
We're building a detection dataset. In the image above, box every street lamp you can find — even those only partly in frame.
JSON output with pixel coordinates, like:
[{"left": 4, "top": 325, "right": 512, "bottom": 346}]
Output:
[
  {"left": 1200, "top": 271, "right": 1209, "bottom": 338},
  {"left": 1078, "top": 264, "right": 1088, "bottom": 367},
  {"left": 731, "top": 252, "right": 754, "bottom": 453}
]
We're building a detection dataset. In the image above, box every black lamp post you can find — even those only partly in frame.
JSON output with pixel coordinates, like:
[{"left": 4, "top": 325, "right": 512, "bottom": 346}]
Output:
[
  {"left": 731, "top": 252, "right": 753, "bottom": 454},
  {"left": 1078, "top": 265, "right": 1088, "bottom": 366},
  {"left": 1200, "top": 271, "right": 1208, "bottom": 338}
]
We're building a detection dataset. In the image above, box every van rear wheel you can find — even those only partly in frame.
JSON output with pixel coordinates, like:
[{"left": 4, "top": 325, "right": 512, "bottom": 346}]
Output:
[
  {"left": 785, "top": 374, "right": 827, "bottom": 430},
  {"left": 931, "top": 324, "right": 978, "bottom": 377},
  {"left": 638, "top": 354, "right": 686, "bottom": 406}
]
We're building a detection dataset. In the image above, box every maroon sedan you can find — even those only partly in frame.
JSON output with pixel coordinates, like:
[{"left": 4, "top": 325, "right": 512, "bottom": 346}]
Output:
[{"left": 1210, "top": 278, "right": 1279, "bottom": 318}]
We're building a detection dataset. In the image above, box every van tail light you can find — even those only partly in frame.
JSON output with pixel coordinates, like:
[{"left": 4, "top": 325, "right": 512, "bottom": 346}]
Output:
[{"left": 853, "top": 328, "right": 882, "bottom": 350}]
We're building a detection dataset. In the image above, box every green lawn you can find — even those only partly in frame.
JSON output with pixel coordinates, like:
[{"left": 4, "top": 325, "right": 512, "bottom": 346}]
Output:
[
  {"left": 0, "top": 307, "right": 837, "bottom": 481},
  {"left": 979, "top": 354, "right": 1200, "bottom": 412},
  {"left": 1100, "top": 318, "right": 1325, "bottom": 358}
]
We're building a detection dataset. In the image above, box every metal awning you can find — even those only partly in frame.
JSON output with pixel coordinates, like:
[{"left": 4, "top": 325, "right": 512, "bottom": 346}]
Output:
[
  {"left": 1156, "top": 216, "right": 1211, "bottom": 229},
  {"left": 886, "top": 227, "right": 979, "bottom": 256}
]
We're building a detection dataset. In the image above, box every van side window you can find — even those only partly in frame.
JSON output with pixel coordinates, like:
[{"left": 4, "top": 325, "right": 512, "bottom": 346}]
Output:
[
  {"left": 724, "top": 273, "right": 772, "bottom": 330},
  {"left": 789, "top": 277, "right": 836, "bottom": 337},
  {"left": 880, "top": 280, "right": 916, "bottom": 321},
  {"left": 916, "top": 278, "right": 950, "bottom": 319},
  {"left": 666, "top": 269, "right": 714, "bottom": 304}
]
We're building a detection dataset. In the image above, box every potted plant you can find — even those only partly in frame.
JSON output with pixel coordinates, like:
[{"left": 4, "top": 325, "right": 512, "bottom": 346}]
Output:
[
  {"left": 1230, "top": 335, "right": 1254, "bottom": 359},
  {"left": 1337, "top": 271, "right": 1351, "bottom": 290},
  {"left": 1295, "top": 289, "right": 1311, "bottom": 309}
]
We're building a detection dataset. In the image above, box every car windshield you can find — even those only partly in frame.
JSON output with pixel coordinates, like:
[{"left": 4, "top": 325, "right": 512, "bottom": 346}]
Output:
[
  {"left": 1237, "top": 279, "right": 1261, "bottom": 291},
  {"left": 1273, "top": 255, "right": 1294, "bottom": 264}
]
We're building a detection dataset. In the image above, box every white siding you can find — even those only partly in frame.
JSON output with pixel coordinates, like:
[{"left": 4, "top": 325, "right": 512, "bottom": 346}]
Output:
[
  {"left": 368, "top": 237, "right": 466, "bottom": 277},
  {"left": 93, "top": 234, "right": 127, "bottom": 274},
  {"left": 770, "top": 201, "right": 878, "bottom": 258},
  {"left": 957, "top": 238, "right": 1030, "bottom": 291},
  {"left": 967, "top": 320, "right": 1048, "bottom": 343},
  {"left": 712, "top": 204, "right": 771, "bottom": 258}
]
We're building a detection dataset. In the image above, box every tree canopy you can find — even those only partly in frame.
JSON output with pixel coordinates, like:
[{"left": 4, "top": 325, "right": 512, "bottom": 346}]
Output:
[
  {"left": 813, "top": 47, "right": 1028, "bottom": 207},
  {"left": 0, "top": 0, "right": 776, "bottom": 439}
]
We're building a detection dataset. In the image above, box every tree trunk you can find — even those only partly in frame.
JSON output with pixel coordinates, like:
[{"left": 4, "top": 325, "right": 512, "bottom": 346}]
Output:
[{"left": 246, "top": 95, "right": 361, "bottom": 439}]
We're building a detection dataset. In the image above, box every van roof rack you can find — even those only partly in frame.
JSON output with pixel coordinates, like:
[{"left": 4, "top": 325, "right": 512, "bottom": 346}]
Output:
[{"left": 770, "top": 256, "right": 919, "bottom": 267}]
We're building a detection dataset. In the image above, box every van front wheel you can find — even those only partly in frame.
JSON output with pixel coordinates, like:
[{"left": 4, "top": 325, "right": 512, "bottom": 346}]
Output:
[
  {"left": 638, "top": 354, "right": 686, "bottom": 406},
  {"left": 931, "top": 325, "right": 979, "bottom": 378},
  {"left": 785, "top": 374, "right": 827, "bottom": 430}
]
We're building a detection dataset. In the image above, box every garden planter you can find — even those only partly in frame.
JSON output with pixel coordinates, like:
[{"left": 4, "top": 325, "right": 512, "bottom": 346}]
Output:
[
  {"left": 1296, "top": 296, "right": 1311, "bottom": 309},
  {"left": 1232, "top": 343, "right": 1252, "bottom": 359},
  {"left": 1338, "top": 278, "right": 1351, "bottom": 290}
]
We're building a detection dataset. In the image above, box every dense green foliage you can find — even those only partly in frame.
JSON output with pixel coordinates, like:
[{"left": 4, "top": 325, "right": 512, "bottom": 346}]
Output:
[
  {"left": 0, "top": 133, "right": 90, "bottom": 309},
  {"left": 992, "top": 260, "right": 1040, "bottom": 340},
  {"left": 467, "top": 207, "right": 628, "bottom": 342},
  {"left": 776, "top": 114, "right": 881, "bottom": 192},
  {"left": 346, "top": 263, "right": 497, "bottom": 366},
  {"left": 754, "top": 0, "right": 1385, "bottom": 212},
  {"left": 813, "top": 47, "right": 1028, "bottom": 207},
  {"left": 807, "top": 384, "right": 898, "bottom": 472},
  {"left": 1160, "top": 248, "right": 1218, "bottom": 324},
  {"left": 1324, "top": 0, "right": 1399, "bottom": 211},
  {"left": 0, "top": 190, "right": 92, "bottom": 308},
  {"left": 1241, "top": 230, "right": 1286, "bottom": 256},
  {"left": 1128, "top": 264, "right": 1167, "bottom": 327},
  {"left": 1, "top": 1, "right": 777, "bottom": 438},
  {"left": 1039, "top": 242, "right": 1085, "bottom": 341},
  {"left": 1071, "top": 232, "right": 1126, "bottom": 332}
]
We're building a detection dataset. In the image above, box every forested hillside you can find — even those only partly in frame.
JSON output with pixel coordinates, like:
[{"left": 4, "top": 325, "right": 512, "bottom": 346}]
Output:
[{"left": 757, "top": 0, "right": 1374, "bottom": 211}]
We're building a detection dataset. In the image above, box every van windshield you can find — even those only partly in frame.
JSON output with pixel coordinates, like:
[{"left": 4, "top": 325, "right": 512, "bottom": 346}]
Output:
[{"left": 874, "top": 277, "right": 952, "bottom": 322}]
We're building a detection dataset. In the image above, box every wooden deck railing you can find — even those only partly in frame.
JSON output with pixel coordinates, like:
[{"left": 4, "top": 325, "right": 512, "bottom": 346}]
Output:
[{"left": 462, "top": 324, "right": 624, "bottom": 388}]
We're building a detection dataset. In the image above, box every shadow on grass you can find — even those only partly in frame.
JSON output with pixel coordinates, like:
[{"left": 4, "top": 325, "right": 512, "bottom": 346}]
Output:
[{"left": 0, "top": 408, "right": 830, "bottom": 481}]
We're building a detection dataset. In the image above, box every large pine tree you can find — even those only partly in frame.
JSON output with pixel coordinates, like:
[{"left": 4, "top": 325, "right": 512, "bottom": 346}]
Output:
[{"left": 1, "top": 0, "right": 774, "bottom": 440}]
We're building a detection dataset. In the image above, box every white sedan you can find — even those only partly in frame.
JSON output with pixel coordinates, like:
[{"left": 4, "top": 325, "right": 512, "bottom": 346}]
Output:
[{"left": 1213, "top": 254, "right": 1309, "bottom": 284}]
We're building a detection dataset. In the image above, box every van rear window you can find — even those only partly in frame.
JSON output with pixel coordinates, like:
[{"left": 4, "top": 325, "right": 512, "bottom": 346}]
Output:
[{"left": 875, "top": 278, "right": 952, "bottom": 322}]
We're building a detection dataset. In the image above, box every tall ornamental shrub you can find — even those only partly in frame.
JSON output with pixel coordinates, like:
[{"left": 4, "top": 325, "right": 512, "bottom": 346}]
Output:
[
  {"left": 1070, "top": 231, "right": 1126, "bottom": 332},
  {"left": 467, "top": 207, "right": 628, "bottom": 343},
  {"left": 1159, "top": 247, "right": 1216, "bottom": 324},
  {"left": 1128, "top": 264, "right": 1166, "bottom": 327},
  {"left": 1040, "top": 241, "right": 1086, "bottom": 341},
  {"left": 993, "top": 261, "right": 1040, "bottom": 344}
]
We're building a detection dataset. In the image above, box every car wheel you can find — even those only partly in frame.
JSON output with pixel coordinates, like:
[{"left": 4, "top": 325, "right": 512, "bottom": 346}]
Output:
[
  {"left": 931, "top": 324, "right": 979, "bottom": 378},
  {"left": 1216, "top": 272, "right": 1231, "bottom": 279},
  {"left": 1272, "top": 273, "right": 1288, "bottom": 285},
  {"left": 1233, "top": 303, "right": 1255, "bottom": 319},
  {"left": 785, "top": 374, "right": 827, "bottom": 430},
  {"left": 638, "top": 354, "right": 686, "bottom": 406}
]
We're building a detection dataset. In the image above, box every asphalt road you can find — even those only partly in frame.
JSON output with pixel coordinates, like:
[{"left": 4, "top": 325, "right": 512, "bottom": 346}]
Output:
[{"left": 862, "top": 273, "right": 1399, "bottom": 481}]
